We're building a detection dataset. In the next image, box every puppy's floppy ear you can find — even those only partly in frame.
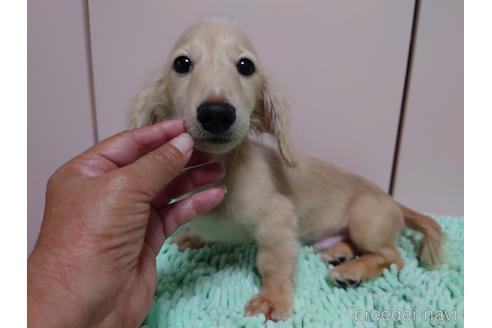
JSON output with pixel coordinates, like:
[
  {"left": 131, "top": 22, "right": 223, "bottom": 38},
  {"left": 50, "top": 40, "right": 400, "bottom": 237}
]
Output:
[
  {"left": 256, "top": 75, "right": 298, "bottom": 168},
  {"left": 129, "top": 71, "right": 172, "bottom": 129}
]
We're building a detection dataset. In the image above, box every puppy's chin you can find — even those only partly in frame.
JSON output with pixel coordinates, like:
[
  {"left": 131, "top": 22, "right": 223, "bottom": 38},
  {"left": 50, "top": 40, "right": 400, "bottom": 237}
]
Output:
[{"left": 193, "top": 137, "right": 243, "bottom": 154}]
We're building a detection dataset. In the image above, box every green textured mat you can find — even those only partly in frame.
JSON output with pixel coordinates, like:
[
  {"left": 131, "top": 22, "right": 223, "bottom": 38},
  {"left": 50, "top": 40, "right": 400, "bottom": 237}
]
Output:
[{"left": 142, "top": 216, "right": 463, "bottom": 327}]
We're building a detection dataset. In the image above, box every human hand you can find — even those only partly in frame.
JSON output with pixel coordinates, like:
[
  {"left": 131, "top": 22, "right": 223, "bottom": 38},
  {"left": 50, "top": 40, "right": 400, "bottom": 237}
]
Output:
[{"left": 27, "top": 119, "right": 225, "bottom": 328}]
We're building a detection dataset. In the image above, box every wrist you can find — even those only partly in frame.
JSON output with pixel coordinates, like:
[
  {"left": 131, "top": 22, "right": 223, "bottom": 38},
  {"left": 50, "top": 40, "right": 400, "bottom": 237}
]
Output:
[{"left": 28, "top": 247, "right": 90, "bottom": 328}]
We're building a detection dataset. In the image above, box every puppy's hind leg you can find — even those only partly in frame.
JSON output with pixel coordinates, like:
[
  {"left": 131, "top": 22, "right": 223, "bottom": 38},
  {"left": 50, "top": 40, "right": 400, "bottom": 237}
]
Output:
[
  {"left": 321, "top": 240, "right": 356, "bottom": 266},
  {"left": 329, "top": 194, "right": 404, "bottom": 287}
]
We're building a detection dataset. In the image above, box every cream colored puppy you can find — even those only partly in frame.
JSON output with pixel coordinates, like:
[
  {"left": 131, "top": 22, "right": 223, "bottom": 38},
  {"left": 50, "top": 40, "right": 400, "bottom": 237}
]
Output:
[{"left": 130, "top": 20, "right": 442, "bottom": 321}]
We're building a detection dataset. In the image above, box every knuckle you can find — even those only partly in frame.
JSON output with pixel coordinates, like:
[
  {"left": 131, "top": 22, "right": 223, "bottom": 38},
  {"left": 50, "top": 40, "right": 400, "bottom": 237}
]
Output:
[
  {"left": 148, "top": 145, "right": 183, "bottom": 172},
  {"left": 105, "top": 173, "right": 130, "bottom": 193},
  {"left": 127, "top": 129, "right": 142, "bottom": 146},
  {"left": 111, "top": 129, "right": 133, "bottom": 144},
  {"left": 187, "top": 198, "right": 199, "bottom": 218},
  {"left": 118, "top": 129, "right": 132, "bottom": 138},
  {"left": 46, "top": 174, "right": 58, "bottom": 191},
  {"left": 46, "top": 167, "right": 65, "bottom": 190},
  {"left": 176, "top": 199, "right": 198, "bottom": 226}
]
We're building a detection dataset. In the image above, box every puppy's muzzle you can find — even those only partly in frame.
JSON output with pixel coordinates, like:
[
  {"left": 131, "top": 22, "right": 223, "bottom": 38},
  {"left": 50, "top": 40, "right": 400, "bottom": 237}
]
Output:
[{"left": 197, "top": 102, "right": 236, "bottom": 134}]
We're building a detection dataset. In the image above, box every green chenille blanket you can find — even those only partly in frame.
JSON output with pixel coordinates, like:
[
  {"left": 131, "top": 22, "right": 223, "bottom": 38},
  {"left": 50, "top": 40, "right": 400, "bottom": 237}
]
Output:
[{"left": 142, "top": 216, "right": 463, "bottom": 328}]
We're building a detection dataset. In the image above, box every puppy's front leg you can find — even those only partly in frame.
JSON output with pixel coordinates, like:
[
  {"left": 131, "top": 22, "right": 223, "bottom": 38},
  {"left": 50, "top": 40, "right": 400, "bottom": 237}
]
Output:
[{"left": 245, "top": 208, "right": 299, "bottom": 321}]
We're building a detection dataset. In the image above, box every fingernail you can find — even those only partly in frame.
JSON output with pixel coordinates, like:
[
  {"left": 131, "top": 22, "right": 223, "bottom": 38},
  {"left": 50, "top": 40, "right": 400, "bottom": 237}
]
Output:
[
  {"left": 170, "top": 133, "right": 193, "bottom": 154},
  {"left": 220, "top": 185, "right": 228, "bottom": 194}
]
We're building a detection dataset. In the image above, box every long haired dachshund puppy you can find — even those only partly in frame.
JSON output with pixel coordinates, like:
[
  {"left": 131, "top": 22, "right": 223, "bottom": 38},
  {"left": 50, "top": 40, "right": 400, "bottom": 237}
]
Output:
[{"left": 130, "top": 20, "right": 442, "bottom": 321}]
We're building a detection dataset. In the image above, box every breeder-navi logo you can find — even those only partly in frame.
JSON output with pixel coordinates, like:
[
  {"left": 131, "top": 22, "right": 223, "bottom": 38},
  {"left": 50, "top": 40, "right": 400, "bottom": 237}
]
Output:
[{"left": 353, "top": 308, "right": 458, "bottom": 322}]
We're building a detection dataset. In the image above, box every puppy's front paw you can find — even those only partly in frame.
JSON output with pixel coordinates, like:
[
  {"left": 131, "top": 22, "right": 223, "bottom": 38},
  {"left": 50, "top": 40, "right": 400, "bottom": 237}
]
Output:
[
  {"left": 245, "top": 291, "right": 291, "bottom": 321},
  {"left": 175, "top": 232, "right": 206, "bottom": 251}
]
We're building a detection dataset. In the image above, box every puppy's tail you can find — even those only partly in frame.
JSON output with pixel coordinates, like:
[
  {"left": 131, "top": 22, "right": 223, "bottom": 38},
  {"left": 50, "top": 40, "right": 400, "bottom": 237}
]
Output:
[{"left": 397, "top": 203, "right": 443, "bottom": 266}]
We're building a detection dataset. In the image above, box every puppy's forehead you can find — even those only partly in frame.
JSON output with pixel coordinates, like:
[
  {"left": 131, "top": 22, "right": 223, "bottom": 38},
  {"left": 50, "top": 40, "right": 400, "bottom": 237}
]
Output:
[{"left": 173, "top": 20, "right": 257, "bottom": 57}]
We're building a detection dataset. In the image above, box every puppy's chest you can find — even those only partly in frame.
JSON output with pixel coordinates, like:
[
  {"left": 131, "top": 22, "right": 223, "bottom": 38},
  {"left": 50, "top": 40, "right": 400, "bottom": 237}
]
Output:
[
  {"left": 188, "top": 210, "right": 254, "bottom": 243},
  {"left": 188, "top": 157, "right": 269, "bottom": 244}
]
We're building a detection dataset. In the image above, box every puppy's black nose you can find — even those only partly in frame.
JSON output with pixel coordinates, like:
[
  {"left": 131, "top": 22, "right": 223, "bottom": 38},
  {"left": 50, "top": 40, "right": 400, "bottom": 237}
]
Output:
[{"left": 197, "top": 102, "right": 236, "bottom": 134}]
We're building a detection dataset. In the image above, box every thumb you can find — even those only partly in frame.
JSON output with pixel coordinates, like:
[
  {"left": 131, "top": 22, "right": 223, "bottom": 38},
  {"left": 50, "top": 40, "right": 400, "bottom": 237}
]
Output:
[{"left": 121, "top": 133, "right": 194, "bottom": 199}]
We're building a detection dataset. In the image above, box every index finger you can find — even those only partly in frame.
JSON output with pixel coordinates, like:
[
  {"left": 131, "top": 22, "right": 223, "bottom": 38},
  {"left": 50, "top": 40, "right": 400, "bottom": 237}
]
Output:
[{"left": 76, "top": 119, "right": 186, "bottom": 170}]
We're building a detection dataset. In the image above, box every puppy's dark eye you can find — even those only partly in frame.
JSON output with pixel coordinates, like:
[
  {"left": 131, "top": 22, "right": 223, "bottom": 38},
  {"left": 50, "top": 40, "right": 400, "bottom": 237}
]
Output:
[
  {"left": 173, "top": 56, "right": 192, "bottom": 74},
  {"left": 236, "top": 58, "right": 255, "bottom": 76}
]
